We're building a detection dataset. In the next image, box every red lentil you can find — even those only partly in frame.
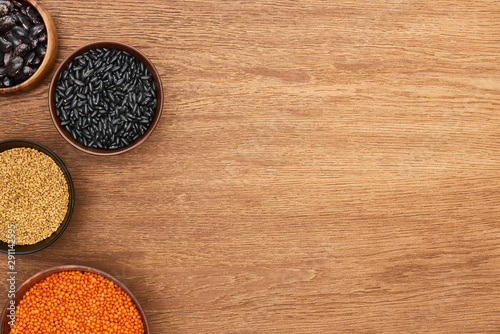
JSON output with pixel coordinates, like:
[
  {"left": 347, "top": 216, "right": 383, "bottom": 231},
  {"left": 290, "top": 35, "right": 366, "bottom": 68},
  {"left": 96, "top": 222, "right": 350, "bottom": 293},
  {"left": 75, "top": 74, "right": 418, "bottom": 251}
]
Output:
[{"left": 11, "top": 270, "right": 145, "bottom": 334}]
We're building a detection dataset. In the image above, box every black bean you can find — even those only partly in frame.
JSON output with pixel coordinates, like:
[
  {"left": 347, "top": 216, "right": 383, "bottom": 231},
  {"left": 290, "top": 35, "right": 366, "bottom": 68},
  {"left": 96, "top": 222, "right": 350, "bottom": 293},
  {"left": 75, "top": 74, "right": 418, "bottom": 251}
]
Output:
[
  {"left": 0, "top": 4, "right": 7, "bottom": 16},
  {"left": 29, "top": 24, "right": 44, "bottom": 38},
  {"left": 24, "top": 36, "right": 37, "bottom": 49},
  {"left": 35, "top": 43, "right": 45, "bottom": 58},
  {"left": 4, "top": 31, "right": 19, "bottom": 48},
  {"left": 2, "top": 75, "right": 12, "bottom": 86},
  {"left": 0, "top": 15, "right": 15, "bottom": 32},
  {"left": 12, "top": 42, "right": 30, "bottom": 57},
  {"left": 6, "top": 55, "right": 22, "bottom": 76},
  {"left": 23, "top": 49, "right": 35, "bottom": 65},
  {"left": 0, "top": 36, "right": 12, "bottom": 52},
  {"left": 11, "top": 25, "right": 27, "bottom": 39}
]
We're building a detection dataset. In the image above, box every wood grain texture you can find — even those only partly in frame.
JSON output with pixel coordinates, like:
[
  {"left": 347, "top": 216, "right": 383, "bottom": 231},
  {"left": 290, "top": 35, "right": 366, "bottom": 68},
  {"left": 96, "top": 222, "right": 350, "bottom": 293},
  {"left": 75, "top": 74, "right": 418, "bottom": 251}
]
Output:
[{"left": 1, "top": 0, "right": 500, "bottom": 332}]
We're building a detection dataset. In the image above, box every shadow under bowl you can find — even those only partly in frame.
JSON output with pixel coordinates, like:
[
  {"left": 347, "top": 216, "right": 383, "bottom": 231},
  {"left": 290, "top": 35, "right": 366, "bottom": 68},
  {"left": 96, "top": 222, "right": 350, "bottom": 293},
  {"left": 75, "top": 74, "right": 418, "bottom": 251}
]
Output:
[
  {"left": 48, "top": 41, "right": 163, "bottom": 156},
  {"left": 0, "top": 139, "right": 74, "bottom": 254}
]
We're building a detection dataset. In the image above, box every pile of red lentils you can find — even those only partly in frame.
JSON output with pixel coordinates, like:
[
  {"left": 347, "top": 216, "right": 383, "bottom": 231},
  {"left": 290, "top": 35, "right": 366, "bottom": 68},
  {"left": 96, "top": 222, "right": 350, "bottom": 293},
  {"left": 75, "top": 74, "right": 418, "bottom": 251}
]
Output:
[{"left": 11, "top": 270, "right": 145, "bottom": 333}]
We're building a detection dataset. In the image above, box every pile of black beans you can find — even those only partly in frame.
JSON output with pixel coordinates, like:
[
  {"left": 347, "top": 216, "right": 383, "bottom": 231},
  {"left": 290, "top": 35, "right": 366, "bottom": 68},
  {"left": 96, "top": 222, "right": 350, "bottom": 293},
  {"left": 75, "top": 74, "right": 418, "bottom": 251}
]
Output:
[
  {"left": 54, "top": 48, "right": 157, "bottom": 150},
  {"left": 0, "top": 0, "right": 47, "bottom": 88}
]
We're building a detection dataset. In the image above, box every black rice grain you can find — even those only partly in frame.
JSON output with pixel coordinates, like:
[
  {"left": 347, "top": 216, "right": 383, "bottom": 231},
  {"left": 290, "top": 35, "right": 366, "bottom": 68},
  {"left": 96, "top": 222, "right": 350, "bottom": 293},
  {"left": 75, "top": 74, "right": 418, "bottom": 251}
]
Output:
[{"left": 54, "top": 48, "right": 157, "bottom": 150}]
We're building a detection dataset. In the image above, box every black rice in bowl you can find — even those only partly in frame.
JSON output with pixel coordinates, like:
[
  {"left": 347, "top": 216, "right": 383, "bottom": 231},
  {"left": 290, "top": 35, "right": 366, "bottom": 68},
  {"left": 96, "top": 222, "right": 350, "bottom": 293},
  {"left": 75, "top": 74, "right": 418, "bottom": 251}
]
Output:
[
  {"left": 54, "top": 48, "right": 157, "bottom": 150},
  {"left": 0, "top": 0, "right": 47, "bottom": 88}
]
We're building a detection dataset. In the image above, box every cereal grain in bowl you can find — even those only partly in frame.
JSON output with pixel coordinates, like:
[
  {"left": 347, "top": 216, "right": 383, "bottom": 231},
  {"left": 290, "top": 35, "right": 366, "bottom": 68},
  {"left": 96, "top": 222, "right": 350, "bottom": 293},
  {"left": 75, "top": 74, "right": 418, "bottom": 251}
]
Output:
[
  {"left": 0, "top": 140, "right": 74, "bottom": 254},
  {"left": 3, "top": 267, "right": 148, "bottom": 333},
  {"left": 49, "top": 41, "right": 164, "bottom": 156},
  {"left": 54, "top": 47, "right": 157, "bottom": 150},
  {"left": 0, "top": 146, "right": 69, "bottom": 245}
]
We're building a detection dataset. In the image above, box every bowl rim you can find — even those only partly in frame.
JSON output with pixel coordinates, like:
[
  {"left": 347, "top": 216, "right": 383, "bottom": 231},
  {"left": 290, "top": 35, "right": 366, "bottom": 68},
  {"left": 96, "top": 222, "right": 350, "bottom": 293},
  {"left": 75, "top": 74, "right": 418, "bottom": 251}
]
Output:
[
  {"left": 0, "top": 0, "right": 58, "bottom": 94},
  {"left": 48, "top": 40, "right": 164, "bottom": 156},
  {"left": 0, "top": 265, "right": 150, "bottom": 333},
  {"left": 0, "top": 139, "right": 75, "bottom": 254}
]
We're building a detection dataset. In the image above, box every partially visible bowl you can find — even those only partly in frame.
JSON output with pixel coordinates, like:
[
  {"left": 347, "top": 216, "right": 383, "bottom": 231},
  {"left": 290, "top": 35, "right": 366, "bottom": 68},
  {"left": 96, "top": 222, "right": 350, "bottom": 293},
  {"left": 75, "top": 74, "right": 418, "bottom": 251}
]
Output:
[
  {"left": 0, "top": 265, "right": 150, "bottom": 333},
  {"left": 48, "top": 41, "right": 163, "bottom": 156},
  {"left": 0, "top": 0, "right": 58, "bottom": 94},
  {"left": 0, "top": 139, "right": 74, "bottom": 254}
]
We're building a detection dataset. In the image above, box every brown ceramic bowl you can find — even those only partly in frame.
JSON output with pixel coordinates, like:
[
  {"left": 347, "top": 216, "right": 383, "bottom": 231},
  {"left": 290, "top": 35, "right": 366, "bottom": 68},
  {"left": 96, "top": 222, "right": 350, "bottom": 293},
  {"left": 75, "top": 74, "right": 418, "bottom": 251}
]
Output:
[
  {"left": 48, "top": 41, "right": 163, "bottom": 156},
  {"left": 0, "top": 0, "right": 58, "bottom": 94},
  {"left": 0, "top": 265, "right": 150, "bottom": 333}
]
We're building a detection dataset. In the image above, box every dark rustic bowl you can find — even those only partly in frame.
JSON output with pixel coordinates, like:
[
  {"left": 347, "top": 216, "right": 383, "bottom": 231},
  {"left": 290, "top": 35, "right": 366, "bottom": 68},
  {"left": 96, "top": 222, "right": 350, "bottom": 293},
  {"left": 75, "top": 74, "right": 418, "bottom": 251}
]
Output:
[
  {"left": 0, "top": 139, "right": 74, "bottom": 254},
  {"left": 0, "top": 265, "right": 150, "bottom": 333},
  {"left": 0, "top": 0, "right": 58, "bottom": 94},
  {"left": 48, "top": 41, "right": 163, "bottom": 156}
]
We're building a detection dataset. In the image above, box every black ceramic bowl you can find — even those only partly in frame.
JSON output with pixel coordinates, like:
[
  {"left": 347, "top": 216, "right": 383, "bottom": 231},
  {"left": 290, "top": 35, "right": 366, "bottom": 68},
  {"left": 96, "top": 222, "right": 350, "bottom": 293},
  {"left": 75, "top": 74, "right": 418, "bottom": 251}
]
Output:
[{"left": 0, "top": 139, "right": 74, "bottom": 254}]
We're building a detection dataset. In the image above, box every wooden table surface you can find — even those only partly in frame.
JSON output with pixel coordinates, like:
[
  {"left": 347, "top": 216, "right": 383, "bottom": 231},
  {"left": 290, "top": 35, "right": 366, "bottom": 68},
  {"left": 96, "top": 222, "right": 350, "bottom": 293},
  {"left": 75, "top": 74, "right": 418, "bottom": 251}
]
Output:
[{"left": 2, "top": 0, "right": 500, "bottom": 333}]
